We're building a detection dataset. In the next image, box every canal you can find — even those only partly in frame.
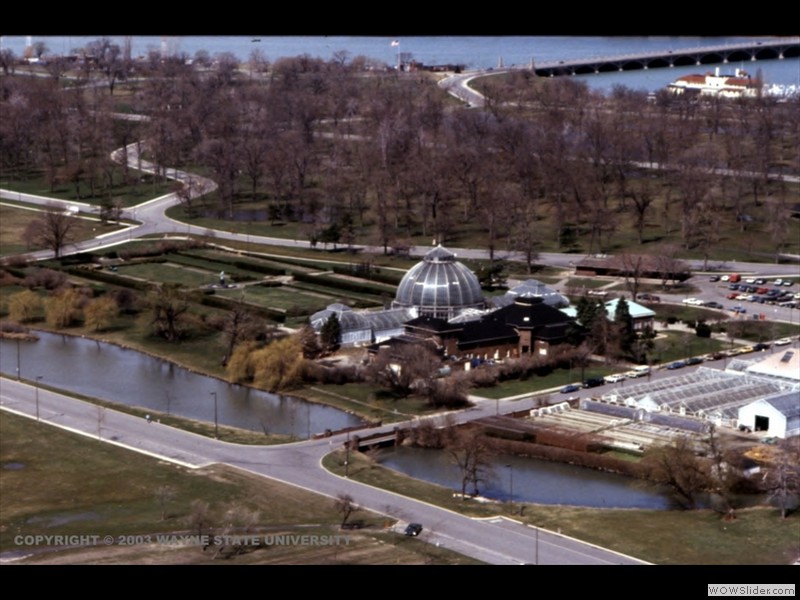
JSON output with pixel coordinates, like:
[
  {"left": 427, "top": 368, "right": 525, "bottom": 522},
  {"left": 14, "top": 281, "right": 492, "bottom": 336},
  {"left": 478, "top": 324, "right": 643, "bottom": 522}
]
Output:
[{"left": 0, "top": 331, "right": 364, "bottom": 438}]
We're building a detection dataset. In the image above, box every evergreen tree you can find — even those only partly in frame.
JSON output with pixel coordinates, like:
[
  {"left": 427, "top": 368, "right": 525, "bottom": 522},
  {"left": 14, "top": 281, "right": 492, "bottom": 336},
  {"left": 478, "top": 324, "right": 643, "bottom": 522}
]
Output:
[
  {"left": 613, "top": 296, "right": 636, "bottom": 357},
  {"left": 319, "top": 313, "right": 341, "bottom": 353}
]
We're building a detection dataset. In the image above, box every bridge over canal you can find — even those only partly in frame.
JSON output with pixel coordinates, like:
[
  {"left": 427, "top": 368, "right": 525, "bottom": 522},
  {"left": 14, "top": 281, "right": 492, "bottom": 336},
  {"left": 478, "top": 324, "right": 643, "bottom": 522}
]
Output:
[{"left": 526, "top": 37, "right": 800, "bottom": 77}]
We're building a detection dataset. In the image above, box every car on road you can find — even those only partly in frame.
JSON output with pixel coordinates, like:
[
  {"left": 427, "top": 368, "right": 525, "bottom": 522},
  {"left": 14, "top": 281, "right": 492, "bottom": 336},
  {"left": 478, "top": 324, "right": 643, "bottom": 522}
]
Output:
[
  {"left": 753, "top": 343, "right": 770, "bottom": 351},
  {"left": 774, "top": 338, "right": 792, "bottom": 346},
  {"left": 404, "top": 523, "right": 423, "bottom": 537},
  {"left": 731, "top": 306, "right": 747, "bottom": 314},
  {"left": 682, "top": 297, "right": 704, "bottom": 306},
  {"left": 604, "top": 373, "right": 626, "bottom": 384},
  {"left": 686, "top": 357, "right": 703, "bottom": 365},
  {"left": 704, "top": 301, "right": 724, "bottom": 309},
  {"left": 626, "top": 365, "right": 651, "bottom": 378},
  {"left": 582, "top": 378, "right": 605, "bottom": 389},
  {"left": 667, "top": 361, "right": 687, "bottom": 370},
  {"left": 560, "top": 384, "right": 581, "bottom": 393},
  {"left": 709, "top": 275, "right": 720, "bottom": 282}
]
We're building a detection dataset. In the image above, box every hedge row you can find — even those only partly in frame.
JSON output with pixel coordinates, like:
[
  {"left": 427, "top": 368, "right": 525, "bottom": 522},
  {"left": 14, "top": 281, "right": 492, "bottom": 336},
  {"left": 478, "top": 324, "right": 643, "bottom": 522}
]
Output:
[
  {"left": 292, "top": 271, "right": 395, "bottom": 297},
  {"left": 331, "top": 265, "right": 403, "bottom": 286},
  {"left": 177, "top": 251, "right": 286, "bottom": 277},
  {"left": 198, "top": 293, "right": 286, "bottom": 323},
  {"left": 63, "top": 266, "right": 151, "bottom": 291}
]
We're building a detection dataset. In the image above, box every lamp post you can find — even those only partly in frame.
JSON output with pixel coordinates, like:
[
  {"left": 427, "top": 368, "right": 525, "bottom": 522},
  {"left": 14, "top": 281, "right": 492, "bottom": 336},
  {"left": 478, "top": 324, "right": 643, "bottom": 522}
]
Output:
[
  {"left": 35, "top": 375, "right": 43, "bottom": 422},
  {"left": 210, "top": 392, "right": 218, "bottom": 439},
  {"left": 506, "top": 463, "right": 513, "bottom": 514}
]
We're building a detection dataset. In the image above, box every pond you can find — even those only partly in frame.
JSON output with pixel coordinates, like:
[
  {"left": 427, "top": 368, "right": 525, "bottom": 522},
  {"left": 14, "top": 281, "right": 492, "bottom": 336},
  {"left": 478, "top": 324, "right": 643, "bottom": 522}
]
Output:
[
  {"left": 1, "top": 331, "right": 364, "bottom": 438},
  {"left": 379, "top": 446, "right": 683, "bottom": 509}
]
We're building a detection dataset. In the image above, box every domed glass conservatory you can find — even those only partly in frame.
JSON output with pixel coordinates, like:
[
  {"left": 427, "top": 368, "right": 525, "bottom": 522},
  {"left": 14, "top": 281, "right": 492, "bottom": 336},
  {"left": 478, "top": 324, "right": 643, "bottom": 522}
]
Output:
[{"left": 392, "top": 245, "right": 485, "bottom": 320}]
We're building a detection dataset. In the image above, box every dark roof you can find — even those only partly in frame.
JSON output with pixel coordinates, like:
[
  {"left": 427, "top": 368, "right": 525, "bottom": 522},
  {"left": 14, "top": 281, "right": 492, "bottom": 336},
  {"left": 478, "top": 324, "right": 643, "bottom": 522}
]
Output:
[
  {"left": 494, "top": 296, "right": 575, "bottom": 330},
  {"left": 457, "top": 318, "right": 518, "bottom": 349},
  {"left": 404, "top": 315, "right": 461, "bottom": 333}
]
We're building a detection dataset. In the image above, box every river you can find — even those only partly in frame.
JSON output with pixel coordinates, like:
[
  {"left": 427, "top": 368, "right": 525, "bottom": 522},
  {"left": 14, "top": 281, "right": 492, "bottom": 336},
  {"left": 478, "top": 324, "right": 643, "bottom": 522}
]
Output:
[
  {"left": 0, "top": 331, "right": 364, "bottom": 438},
  {"left": 2, "top": 35, "right": 798, "bottom": 92}
]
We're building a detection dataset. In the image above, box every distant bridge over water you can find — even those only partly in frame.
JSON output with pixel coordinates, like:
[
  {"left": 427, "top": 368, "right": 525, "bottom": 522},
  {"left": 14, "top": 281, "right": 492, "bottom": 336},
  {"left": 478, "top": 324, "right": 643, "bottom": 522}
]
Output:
[{"left": 522, "top": 37, "right": 800, "bottom": 77}]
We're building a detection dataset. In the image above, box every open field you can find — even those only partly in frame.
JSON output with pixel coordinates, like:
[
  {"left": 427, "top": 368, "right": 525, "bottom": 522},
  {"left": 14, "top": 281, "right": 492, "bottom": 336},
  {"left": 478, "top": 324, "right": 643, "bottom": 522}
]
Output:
[{"left": 0, "top": 412, "right": 481, "bottom": 565}]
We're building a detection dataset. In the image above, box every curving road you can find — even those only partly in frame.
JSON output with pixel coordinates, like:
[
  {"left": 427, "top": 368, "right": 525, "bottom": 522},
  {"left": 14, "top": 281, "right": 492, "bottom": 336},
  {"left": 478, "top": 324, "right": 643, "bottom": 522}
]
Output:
[{"left": 0, "top": 377, "right": 647, "bottom": 565}]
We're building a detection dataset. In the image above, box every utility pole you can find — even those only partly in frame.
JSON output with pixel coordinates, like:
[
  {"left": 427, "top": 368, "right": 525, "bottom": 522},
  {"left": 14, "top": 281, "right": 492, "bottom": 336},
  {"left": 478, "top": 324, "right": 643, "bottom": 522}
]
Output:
[
  {"left": 35, "top": 375, "right": 43, "bottom": 422},
  {"left": 210, "top": 391, "right": 218, "bottom": 439}
]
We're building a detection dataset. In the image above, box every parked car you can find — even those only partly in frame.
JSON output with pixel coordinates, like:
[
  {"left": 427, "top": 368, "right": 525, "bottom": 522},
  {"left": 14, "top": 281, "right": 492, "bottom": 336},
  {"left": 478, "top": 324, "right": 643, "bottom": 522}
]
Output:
[
  {"left": 753, "top": 343, "right": 770, "bottom": 351},
  {"left": 583, "top": 378, "right": 605, "bottom": 389},
  {"left": 404, "top": 523, "right": 423, "bottom": 537},
  {"left": 774, "top": 338, "right": 792, "bottom": 346},
  {"left": 604, "top": 373, "right": 626, "bottom": 384},
  {"left": 667, "top": 361, "right": 687, "bottom": 370},
  {"left": 720, "top": 275, "right": 730, "bottom": 282},
  {"left": 704, "top": 301, "right": 724, "bottom": 309},
  {"left": 560, "top": 384, "right": 581, "bottom": 393},
  {"left": 783, "top": 280, "right": 795, "bottom": 287},
  {"left": 708, "top": 275, "right": 720, "bottom": 282},
  {"left": 686, "top": 357, "right": 703, "bottom": 365},
  {"left": 755, "top": 279, "right": 766, "bottom": 285}
]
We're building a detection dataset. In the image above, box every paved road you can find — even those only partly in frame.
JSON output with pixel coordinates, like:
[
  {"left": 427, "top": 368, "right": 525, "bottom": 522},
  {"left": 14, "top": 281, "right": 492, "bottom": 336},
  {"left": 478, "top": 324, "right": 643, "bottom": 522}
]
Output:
[{"left": 0, "top": 377, "right": 647, "bottom": 565}]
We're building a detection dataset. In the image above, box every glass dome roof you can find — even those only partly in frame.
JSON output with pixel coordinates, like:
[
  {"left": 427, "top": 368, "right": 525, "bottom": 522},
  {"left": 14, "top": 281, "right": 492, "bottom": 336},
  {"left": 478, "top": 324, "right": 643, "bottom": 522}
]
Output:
[{"left": 393, "top": 245, "right": 485, "bottom": 319}]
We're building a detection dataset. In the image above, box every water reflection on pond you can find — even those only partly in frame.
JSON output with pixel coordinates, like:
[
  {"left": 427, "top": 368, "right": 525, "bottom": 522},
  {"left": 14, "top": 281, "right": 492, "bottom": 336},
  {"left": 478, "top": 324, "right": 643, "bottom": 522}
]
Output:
[{"left": 1, "top": 332, "right": 364, "bottom": 438}]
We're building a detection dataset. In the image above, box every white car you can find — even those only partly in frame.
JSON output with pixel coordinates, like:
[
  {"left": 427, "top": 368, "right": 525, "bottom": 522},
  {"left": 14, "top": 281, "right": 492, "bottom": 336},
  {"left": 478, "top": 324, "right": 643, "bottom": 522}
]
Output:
[
  {"left": 745, "top": 278, "right": 756, "bottom": 284},
  {"left": 774, "top": 338, "right": 792, "bottom": 346},
  {"left": 720, "top": 275, "right": 730, "bottom": 282},
  {"left": 604, "top": 373, "right": 627, "bottom": 384},
  {"left": 682, "top": 298, "right": 703, "bottom": 305}
]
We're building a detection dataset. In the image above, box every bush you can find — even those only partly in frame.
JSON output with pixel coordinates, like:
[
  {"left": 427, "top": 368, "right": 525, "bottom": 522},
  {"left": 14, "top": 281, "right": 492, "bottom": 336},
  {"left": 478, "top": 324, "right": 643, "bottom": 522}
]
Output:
[{"left": 695, "top": 321, "right": 712, "bottom": 338}]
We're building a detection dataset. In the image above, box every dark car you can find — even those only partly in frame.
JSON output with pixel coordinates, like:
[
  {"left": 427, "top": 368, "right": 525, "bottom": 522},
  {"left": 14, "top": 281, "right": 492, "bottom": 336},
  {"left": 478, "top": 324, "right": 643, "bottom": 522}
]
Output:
[
  {"left": 560, "top": 384, "right": 581, "bottom": 393},
  {"left": 753, "top": 343, "right": 770, "bottom": 351},
  {"left": 704, "top": 301, "right": 723, "bottom": 309},
  {"left": 667, "top": 361, "right": 687, "bottom": 370},
  {"left": 709, "top": 275, "right": 720, "bottom": 282},
  {"left": 582, "top": 377, "right": 605, "bottom": 389},
  {"left": 404, "top": 523, "right": 423, "bottom": 537},
  {"left": 686, "top": 357, "right": 703, "bottom": 365}
]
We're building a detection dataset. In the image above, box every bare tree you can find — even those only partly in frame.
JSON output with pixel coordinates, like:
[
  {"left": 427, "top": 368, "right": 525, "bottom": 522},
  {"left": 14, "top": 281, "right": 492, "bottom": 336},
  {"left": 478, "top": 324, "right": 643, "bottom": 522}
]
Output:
[
  {"left": 189, "top": 499, "right": 213, "bottom": 538},
  {"left": 147, "top": 285, "right": 190, "bottom": 342},
  {"left": 334, "top": 493, "right": 360, "bottom": 528},
  {"left": 366, "top": 343, "right": 441, "bottom": 397},
  {"left": 447, "top": 428, "right": 493, "bottom": 499},
  {"left": 765, "top": 440, "right": 800, "bottom": 519},
  {"left": 23, "top": 205, "right": 78, "bottom": 258},
  {"left": 647, "top": 436, "right": 709, "bottom": 509},
  {"left": 155, "top": 485, "right": 177, "bottom": 521}
]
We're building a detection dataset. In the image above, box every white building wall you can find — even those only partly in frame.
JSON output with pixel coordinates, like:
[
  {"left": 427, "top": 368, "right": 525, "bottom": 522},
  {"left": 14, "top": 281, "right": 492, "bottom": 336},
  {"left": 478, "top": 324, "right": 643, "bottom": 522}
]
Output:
[{"left": 738, "top": 400, "right": 789, "bottom": 438}]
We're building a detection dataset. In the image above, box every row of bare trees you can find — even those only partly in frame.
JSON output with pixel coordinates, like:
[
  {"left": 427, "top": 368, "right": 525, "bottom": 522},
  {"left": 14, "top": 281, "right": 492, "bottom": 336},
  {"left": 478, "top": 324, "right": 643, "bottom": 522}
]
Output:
[{"left": 4, "top": 46, "right": 798, "bottom": 264}]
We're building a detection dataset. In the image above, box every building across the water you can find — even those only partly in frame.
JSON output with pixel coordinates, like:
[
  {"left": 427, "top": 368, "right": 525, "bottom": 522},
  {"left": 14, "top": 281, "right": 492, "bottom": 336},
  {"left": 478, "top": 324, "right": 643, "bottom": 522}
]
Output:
[{"left": 667, "top": 67, "right": 762, "bottom": 98}]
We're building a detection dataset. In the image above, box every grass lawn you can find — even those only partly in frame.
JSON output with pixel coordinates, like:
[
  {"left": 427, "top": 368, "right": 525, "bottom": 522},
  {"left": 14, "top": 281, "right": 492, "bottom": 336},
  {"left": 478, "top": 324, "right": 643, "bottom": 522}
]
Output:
[
  {"left": 323, "top": 448, "right": 800, "bottom": 565},
  {"left": 0, "top": 203, "right": 126, "bottom": 258},
  {"left": 0, "top": 412, "right": 480, "bottom": 564},
  {"left": 217, "top": 285, "right": 328, "bottom": 313},
  {"left": 470, "top": 364, "right": 617, "bottom": 400}
]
